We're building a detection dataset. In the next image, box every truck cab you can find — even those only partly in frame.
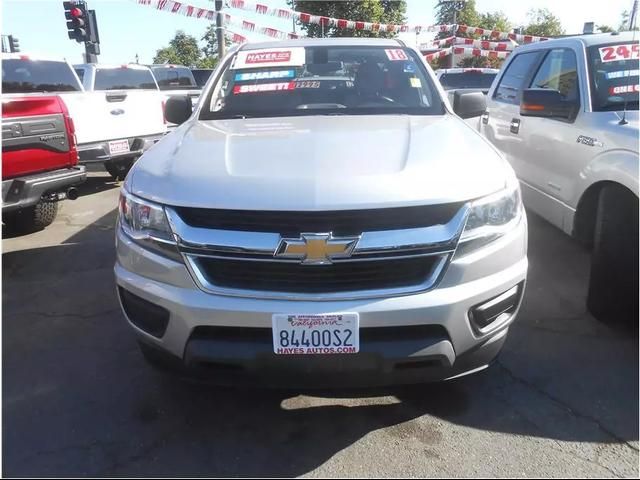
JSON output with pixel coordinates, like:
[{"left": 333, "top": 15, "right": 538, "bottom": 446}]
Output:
[{"left": 479, "top": 32, "right": 639, "bottom": 324}]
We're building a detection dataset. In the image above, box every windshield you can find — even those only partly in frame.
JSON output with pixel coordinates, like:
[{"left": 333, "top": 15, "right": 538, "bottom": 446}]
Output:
[
  {"left": 2, "top": 59, "right": 81, "bottom": 93},
  {"left": 192, "top": 69, "right": 213, "bottom": 87},
  {"left": 95, "top": 68, "right": 157, "bottom": 90},
  {"left": 200, "top": 46, "right": 444, "bottom": 119},
  {"left": 439, "top": 72, "right": 497, "bottom": 90},
  {"left": 151, "top": 66, "right": 197, "bottom": 90},
  {"left": 588, "top": 41, "right": 639, "bottom": 111}
]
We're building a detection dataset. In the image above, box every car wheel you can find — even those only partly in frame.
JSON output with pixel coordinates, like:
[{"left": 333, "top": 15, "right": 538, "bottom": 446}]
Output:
[
  {"left": 105, "top": 158, "right": 134, "bottom": 181},
  {"left": 4, "top": 201, "right": 59, "bottom": 233},
  {"left": 587, "top": 185, "right": 639, "bottom": 325}
]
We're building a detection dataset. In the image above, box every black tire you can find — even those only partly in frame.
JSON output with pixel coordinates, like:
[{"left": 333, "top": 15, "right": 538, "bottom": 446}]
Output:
[
  {"left": 587, "top": 185, "right": 639, "bottom": 325},
  {"left": 4, "top": 201, "right": 59, "bottom": 233},
  {"left": 105, "top": 158, "right": 134, "bottom": 181}
]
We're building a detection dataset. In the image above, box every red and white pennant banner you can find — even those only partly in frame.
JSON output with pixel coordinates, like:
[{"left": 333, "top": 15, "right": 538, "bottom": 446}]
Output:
[
  {"left": 225, "top": 0, "right": 454, "bottom": 34},
  {"left": 424, "top": 47, "right": 453, "bottom": 62},
  {"left": 454, "top": 37, "right": 515, "bottom": 51},
  {"left": 453, "top": 46, "right": 511, "bottom": 59},
  {"left": 457, "top": 24, "right": 548, "bottom": 43},
  {"left": 133, "top": 0, "right": 299, "bottom": 40},
  {"left": 430, "top": 36, "right": 455, "bottom": 47}
]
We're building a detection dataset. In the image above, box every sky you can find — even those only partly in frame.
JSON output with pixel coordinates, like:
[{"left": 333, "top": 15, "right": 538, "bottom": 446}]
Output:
[{"left": 1, "top": 0, "right": 635, "bottom": 64}]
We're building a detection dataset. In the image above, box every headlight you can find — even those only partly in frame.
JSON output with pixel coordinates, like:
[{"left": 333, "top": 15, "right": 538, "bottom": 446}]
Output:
[
  {"left": 456, "top": 181, "right": 523, "bottom": 256},
  {"left": 118, "top": 188, "right": 181, "bottom": 260}
]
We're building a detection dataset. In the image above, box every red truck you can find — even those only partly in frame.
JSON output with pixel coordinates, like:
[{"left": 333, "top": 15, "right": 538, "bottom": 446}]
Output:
[{"left": 2, "top": 95, "right": 86, "bottom": 231}]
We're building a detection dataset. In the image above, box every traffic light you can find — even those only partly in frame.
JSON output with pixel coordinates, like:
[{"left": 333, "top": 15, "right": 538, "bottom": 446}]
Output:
[
  {"left": 63, "top": 1, "right": 89, "bottom": 43},
  {"left": 8, "top": 35, "right": 20, "bottom": 53}
]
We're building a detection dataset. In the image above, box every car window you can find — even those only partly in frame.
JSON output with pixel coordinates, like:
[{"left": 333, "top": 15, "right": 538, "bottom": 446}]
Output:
[
  {"left": 494, "top": 52, "right": 541, "bottom": 105},
  {"left": 2, "top": 59, "right": 81, "bottom": 93},
  {"left": 151, "top": 66, "right": 197, "bottom": 90},
  {"left": 200, "top": 46, "right": 444, "bottom": 120},
  {"left": 439, "top": 72, "right": 497, "bottom": 90},
  {"left": 587, "top": 41, "right": 639, "bottom": 111},
  {"left": 192, "top": 69, "right": 213, "bottom": 87},
  {"left": 529, "top": 48, "right": 580, "bottom": 103},
  {"left": 94, "top": 68, "right": 157, "bottom": 90},
  {"left": 74, "top": 68, "right": 85, "bottom": 82}
]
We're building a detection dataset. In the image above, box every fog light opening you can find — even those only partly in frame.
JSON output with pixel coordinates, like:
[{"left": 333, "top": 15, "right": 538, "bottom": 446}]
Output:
[{"left": 470, "top": 282, "right": 523, "bottom": 334}]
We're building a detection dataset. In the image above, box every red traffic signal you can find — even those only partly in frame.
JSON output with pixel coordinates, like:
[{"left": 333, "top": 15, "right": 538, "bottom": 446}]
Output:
[{"left": 63, "top": 1, "right": 89, "bottom": 43}]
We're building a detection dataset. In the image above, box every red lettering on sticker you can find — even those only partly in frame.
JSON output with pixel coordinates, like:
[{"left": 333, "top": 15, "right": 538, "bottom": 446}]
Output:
[
  {"left": 245, "top": 51, "right": 292, "bottom": 64},
  {"left": 609, "top": 84, "right": 640, "bottom": 95}
]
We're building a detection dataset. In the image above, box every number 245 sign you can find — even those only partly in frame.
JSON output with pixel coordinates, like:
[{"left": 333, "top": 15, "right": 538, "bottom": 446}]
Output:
[{"left": 599, "top": 43, "right": 640, "bottom": 62}]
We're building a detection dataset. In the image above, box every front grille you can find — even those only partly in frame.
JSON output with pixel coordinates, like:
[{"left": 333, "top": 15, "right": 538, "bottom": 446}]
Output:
[
  {"left": 194, "top": 256, "right": 441, "bottom": 294},
  {"left": 174, "top": 203, "right": 464, "bottom": 236}
]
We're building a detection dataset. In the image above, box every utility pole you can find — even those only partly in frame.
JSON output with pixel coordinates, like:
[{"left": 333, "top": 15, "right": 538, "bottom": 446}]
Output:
[
  {"left": 630, "top": 0, "right": 639, "bottom": 30},
  {"left": 215, "top": 0, "right": 225, "bottom": 59}
]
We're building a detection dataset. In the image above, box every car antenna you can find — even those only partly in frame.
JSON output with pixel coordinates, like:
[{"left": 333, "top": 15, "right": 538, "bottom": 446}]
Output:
[{"left": 619, "top": 27, "right": 638, "bottom": 125}]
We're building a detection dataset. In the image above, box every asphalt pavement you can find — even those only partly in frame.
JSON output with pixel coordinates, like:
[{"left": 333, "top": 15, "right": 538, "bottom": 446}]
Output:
[{"left": 3, "top": 172, "right": 638, "bottom": 477}]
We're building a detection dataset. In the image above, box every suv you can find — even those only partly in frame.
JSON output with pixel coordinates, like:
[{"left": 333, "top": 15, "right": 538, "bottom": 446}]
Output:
[
  {"left": 479, "top": 32, "right": 639, "bottom": 324},
  {"left": 115, "top": 38, "right": 528, "bottom": 387},
  {"left": 2, "top": 95, "right": 86, "bottom": 231}
]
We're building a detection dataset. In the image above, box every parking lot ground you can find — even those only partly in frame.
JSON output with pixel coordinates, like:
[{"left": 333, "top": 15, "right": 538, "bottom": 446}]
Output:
[{"left": 3, "top": 172, "right": 639, "bottom": 477}]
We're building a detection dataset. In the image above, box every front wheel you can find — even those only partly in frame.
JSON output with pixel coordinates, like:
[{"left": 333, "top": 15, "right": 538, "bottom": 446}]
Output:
[{"left": 587, "top": 185, "right": 639, "bottom": 325}]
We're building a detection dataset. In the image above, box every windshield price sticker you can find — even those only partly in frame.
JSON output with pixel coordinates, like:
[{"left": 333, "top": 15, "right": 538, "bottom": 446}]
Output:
[
  {"left": 232, "top": 48, "right": 306, "bottom": 70},
  {"left": 295, "top": 80, "right": 321, "bottom": 89},
  {"left": 385, "top": 49, "right": 409, "bottom": 61},
  {"left": 608, "top": 84, "right": 640, "bottom": 95},
  {"left": 233, "top": 82, "right": 296, "bottom": 94},
  {"left": 599, "top": 43, "right": 640, "bottom": 62},
  {"left": 234, "top": 70, "right": 296, "bottom": 82},
  {"left": 606, "top": 69, "right": 640, "bottom": 79}
]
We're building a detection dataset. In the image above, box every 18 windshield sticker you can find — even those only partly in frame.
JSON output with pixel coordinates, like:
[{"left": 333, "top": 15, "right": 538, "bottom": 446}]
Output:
[{"left": 234, "top": 70, "right": 296, "bottom": 82}]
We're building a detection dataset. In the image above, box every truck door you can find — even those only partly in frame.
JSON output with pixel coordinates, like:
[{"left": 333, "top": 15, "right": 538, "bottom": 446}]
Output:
[{"left": 481, "top": 51, "right": 543, "bottom": 179}]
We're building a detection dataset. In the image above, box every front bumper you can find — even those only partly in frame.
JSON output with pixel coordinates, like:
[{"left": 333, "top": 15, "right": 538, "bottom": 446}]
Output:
[
  {"left": 77, "top": 133, "right": 166, "bottom": 164},
  {"left": 114, "top": 217, "right": 528, "bottom": 387},
  {"left": 2, "top": 166, "right": 86, "bottom": 212}
]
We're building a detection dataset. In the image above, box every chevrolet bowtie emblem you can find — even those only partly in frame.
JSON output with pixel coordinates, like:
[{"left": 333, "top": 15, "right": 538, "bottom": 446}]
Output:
[{"left": 275, "top": 233, "right": 360, "bottom": 265}]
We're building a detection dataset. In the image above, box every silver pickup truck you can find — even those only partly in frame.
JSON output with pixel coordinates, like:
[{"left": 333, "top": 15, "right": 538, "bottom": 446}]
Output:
[
  {"left": 115, "top": 38, "right": 528, "bottom": 387},
  {"left": 479, "top": 32, "right": 639, "bottom": 325}
]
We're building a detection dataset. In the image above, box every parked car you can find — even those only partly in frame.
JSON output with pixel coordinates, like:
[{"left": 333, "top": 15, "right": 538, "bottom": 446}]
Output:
[
  {"left": 435, "top": 67, "right": 500, "bottom": 95},
  {"left": 2, "top": 95, "right": 86, "bottom": 231},
  {"left": 478, "top": 32, "right": 639, "bottom": 324},
  {"left": 115, "top": 38, "right": 528, "bottom": 387},
  {"left": 73, "top": 63, "right": 168, "bottom": 179},
  {"left": 191, "top": 68, "right": 214, "bottom": 88}
]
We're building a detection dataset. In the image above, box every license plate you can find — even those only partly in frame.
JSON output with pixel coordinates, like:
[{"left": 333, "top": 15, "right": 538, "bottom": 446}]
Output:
[
  {"left": 272, "top": 313, "right": 359, "bottom": 355},
  {"left": 108, "top": 139, "right": 130, "bottom": 155}
]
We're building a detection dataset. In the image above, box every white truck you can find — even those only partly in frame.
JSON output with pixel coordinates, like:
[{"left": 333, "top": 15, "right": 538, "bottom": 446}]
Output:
[
  {"left": 1, "top": 54, "right": 166, "bottom": 180},
  {"left": 149, "top": 64, "right": 201, "bottom": 129},
  {"left": 73, "top": 63, "right": 168, "bottom": 179},
  {"left": 478, "top": 32, "right": 639, "bottom": 325}
]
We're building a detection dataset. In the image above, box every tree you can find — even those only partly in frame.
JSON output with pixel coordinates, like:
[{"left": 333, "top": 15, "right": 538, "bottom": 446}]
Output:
[
  {"left": 619, "top": 10, "right": 639, "bottom": 31},
  {"left": 523, "top": 8, "right": 564, "bottom": 37},
  {"left": 289, "top": 0, "right": 407, "bottom": 38},
  {"left": 597, "top": 25, "right": 615, "bottom": 33},
  {"left": 153, "top": 31, "right": 201, "bottom": 67},
  {"left": 434, "top": 0, "right": 480, "bottom": 32},
  {"left": 478, "top": 11, "right": 511, "bottom": 34},
  {"left": 200, "top": 24, "right": 232, "bottom": 68}
]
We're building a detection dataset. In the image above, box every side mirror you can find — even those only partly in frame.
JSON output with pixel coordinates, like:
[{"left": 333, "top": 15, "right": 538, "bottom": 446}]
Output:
[
  {"left": 520, "top": 88, "right": 578, "bottom": 120},
  {"left": 452, "top": 91, "right": 487, "bottom": 119},
  {"left": 165, "top": 95, "right": 193, "bottom": 125}
]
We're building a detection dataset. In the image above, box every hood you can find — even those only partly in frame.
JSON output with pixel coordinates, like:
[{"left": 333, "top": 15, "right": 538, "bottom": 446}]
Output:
[{"left": 130, "top": 114, "right": 511, "bottom": 210}]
